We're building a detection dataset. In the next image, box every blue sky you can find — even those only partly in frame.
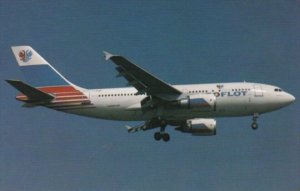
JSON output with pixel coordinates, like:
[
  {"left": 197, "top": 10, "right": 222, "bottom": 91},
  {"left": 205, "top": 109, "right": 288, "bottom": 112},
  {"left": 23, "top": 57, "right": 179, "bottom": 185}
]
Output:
[{"left": 0, "top": 1, "right": 299, "bottom": 191}]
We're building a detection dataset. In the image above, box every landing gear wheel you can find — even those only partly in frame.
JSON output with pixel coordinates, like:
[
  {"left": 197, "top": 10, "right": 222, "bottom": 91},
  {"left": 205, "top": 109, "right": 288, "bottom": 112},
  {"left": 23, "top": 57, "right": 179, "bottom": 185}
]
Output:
[
  {"left": 154, "top": 118, "right": 170, "bottom": 142},
  {"left": 162, "top": 133, "right": 170, "bottom": 142},
  {"left": 154, "top": 132, "right": 170, "bottom": 142},
  {"left": 154, "top": 132, "right": 161, "bottom": 141},
  {"left": 251, "top": 113, "right": 259, "bottom": 130},
  {"left": 251, "top": 122, "right": 258, "bottom": 130}
]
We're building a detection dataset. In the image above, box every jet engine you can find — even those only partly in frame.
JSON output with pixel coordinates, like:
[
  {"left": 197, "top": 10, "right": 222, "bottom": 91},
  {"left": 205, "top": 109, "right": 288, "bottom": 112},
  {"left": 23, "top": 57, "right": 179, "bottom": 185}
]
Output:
[
  {"left": 175, "top": 118, "right": 217, "bottom": 136},
  {"left": 177, "top": 94, "right": 216, "bottom": 111}
]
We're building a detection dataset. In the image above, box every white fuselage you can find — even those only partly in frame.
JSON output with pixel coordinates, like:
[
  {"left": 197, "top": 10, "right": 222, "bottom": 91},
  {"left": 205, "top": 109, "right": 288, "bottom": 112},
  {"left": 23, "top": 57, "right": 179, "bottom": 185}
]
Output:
[{"left": 64, "top": 82, "right": 295, "bottom": 121}]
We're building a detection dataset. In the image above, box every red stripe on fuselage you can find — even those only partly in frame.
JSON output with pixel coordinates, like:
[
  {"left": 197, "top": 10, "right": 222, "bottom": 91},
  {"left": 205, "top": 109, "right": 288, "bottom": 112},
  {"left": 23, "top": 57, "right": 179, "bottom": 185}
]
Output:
[
  {"left": 15, "top": 86, "right": 89, "bottom": 102},
  {"left": 37, "top": 86, "right": 80, "bottom": 93}
]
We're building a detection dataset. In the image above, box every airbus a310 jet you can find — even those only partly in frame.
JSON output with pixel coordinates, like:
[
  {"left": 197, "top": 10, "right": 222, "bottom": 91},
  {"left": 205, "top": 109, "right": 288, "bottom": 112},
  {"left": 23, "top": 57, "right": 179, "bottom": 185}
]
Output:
[{"left": 7, "top": 46, "right": 295, "bottom": 142}]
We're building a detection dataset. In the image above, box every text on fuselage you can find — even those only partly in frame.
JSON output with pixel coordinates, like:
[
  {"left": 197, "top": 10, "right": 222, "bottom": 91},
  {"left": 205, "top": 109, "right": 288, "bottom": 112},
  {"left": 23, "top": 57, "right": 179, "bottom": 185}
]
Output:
[{"left": 214, "top": 91, "right": 247, "bottom": 97}]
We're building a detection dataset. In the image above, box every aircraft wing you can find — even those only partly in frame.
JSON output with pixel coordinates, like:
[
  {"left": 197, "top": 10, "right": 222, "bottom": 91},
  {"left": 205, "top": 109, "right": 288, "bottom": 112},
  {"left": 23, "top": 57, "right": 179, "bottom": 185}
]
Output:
[{"left": 104, "top": 52, "right": 182, "bottom": 99}]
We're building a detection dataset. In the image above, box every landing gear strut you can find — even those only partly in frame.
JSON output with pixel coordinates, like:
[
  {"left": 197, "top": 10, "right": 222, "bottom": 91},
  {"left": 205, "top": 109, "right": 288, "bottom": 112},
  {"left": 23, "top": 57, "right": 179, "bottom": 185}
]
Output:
[
  {"left": 154, "top": 119, "right": 170, "bottom": 142},
  {"left": 251, "top": 113, "right": 259, "bottom": 130}
]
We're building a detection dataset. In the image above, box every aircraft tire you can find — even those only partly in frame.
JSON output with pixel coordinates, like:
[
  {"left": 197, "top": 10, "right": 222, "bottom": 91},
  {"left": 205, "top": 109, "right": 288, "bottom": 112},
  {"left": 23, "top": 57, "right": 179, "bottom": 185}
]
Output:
[
  {"left": 154, "top": 132, "right": 161, "bottom": 141},
  {"left": 251, "top": 122, "right": 258, "bottom": 130},
  {"left": 162, "top": 133, "right": 170, "bottom": 142}
]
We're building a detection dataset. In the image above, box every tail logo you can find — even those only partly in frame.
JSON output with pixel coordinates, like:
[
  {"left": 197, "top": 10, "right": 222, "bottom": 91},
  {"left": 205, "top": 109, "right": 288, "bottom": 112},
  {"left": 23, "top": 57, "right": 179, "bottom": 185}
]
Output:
[{"left": 19, "top": 50, "right": 32, "bottom": 62}]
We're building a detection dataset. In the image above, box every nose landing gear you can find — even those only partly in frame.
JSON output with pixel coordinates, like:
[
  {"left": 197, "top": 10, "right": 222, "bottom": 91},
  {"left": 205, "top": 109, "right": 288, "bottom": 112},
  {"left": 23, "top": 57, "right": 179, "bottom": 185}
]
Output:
[{"left": 251, "top": 113, "right": 259, "bottom": 130}]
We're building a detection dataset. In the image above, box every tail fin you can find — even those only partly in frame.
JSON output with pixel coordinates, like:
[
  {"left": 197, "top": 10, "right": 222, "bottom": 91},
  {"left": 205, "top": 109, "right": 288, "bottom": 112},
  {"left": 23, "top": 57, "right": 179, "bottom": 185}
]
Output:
[
  {"left": 11, "top": 46, "right": 72, "bottom": 87},
  {"left": 9, "top": 46, "right": 90, "bottom": 107}
]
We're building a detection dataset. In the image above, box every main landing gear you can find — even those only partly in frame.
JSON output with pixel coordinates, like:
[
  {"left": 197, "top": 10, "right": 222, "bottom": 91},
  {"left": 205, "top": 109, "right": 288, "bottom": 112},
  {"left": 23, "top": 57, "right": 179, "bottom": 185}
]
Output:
[
  {"left": 251, "top": 113, "right": 259, "bottom": 130},
  {"left": 154, "top": 119, "right": 170, "bottom": 142}
]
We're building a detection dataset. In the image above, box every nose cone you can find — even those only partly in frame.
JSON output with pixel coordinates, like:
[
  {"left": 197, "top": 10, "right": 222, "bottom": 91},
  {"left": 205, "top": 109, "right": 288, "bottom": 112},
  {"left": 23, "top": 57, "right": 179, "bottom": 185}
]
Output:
[
  {"left": 283, "top": 93, "right": 295, "bottom": 105},
  {"left": 279, "top": 92, "right": 295, "bottom": 107},
  {"left": 270, "top": 92, "right": 296, "bottom": 111},
  {"left": 262, "top": 89, "right": 295, "bottom": 112}
]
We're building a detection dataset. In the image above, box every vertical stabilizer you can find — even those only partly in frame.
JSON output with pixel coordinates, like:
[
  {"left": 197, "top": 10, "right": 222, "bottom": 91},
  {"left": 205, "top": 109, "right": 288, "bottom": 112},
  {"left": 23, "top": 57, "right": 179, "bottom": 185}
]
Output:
[
  {"left": 11, "top": 46, "right": 72, "bottom": 87},
  {"left": 10, "top": 46, "right": 90, "bottom": 107}
]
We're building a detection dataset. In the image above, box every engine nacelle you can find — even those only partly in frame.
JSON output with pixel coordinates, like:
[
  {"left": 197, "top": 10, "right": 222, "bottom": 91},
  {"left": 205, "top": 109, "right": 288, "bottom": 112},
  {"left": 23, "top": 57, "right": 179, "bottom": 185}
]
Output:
[
  {"left": 176, "top": 118, "right": 217, "bottom": 136},
  {"left": 178, "top": 94, "right": 216, "bottom": 111}
]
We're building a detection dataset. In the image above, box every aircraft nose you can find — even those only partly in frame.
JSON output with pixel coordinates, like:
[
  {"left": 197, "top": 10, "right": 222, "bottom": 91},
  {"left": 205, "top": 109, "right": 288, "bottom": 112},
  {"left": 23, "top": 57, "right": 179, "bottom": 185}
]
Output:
[
  {"left": 287, "top": 94, "right": 296, "bottom": 103},
  {"left": 284, "top": 93, "right": 295, "bottom": 105}
]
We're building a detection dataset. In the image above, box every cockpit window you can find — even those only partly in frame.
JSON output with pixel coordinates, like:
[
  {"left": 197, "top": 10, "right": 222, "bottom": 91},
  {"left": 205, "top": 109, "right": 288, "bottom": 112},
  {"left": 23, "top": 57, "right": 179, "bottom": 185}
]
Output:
[{"left": 274, "top": 88, "right": 283, "bottom": 92}]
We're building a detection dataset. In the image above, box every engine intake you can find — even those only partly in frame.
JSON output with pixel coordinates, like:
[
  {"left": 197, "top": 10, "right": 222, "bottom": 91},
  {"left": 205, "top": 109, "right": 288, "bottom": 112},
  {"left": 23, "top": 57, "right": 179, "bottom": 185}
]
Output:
[{"left": 176, "top": 118, "right": 217, "bottom": 136}]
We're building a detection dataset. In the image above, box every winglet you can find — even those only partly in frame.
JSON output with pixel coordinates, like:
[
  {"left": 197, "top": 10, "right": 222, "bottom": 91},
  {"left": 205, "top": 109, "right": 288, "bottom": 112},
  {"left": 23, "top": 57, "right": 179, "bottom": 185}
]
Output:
[{"left": 103, "top": 51, "right": 114, "bottom": 61}]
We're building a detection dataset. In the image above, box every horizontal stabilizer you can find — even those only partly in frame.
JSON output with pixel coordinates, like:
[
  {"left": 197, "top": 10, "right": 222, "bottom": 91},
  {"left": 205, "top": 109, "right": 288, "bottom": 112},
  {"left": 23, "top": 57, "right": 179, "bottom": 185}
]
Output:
[{"left": 6, "top": 80, "right": 54, "bottom": 102}]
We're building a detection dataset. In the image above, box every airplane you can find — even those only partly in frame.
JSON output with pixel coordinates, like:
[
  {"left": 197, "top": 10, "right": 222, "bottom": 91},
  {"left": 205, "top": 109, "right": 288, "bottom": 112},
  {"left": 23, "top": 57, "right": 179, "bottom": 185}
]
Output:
[{"left": 6, "top": 46, "right": 295, "bottom": 142}]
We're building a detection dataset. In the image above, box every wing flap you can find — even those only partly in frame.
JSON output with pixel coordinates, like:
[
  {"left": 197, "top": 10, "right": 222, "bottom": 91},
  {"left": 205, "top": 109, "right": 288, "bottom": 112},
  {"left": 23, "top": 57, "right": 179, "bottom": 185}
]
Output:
[{"left": 126, "top": 124, "right": 146, "bottom": 133}]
